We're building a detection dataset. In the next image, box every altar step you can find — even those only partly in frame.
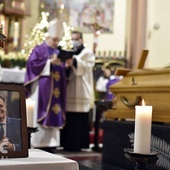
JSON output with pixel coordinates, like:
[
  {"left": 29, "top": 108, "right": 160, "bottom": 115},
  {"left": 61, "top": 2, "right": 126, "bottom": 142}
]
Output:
[
  {"left": 55, "top": 145, "right": 124, "bottom": 170},
  {"left": 38, "top": 145, "right": 123, "bottom": 170},
  {"left": 78, "top": 160, "right": 125, "bottom": 170}
]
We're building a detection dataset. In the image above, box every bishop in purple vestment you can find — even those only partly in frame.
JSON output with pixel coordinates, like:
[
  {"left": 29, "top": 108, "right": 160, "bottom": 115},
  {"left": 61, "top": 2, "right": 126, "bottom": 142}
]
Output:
[
  {"left": 24, "top": 19, "right": 66, "bottom": 128},
  {"left": 24, "top": 19, "right": 66, "bottom": 150},
  {"left": 24, "top": 42, "right": 66, "bottom": 128}
]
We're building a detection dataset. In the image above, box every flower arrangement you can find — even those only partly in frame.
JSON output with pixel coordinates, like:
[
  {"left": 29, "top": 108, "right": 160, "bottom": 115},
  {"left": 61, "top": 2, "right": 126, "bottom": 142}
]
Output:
[{"left": 0, "top": 49, "right": 28, "bottom": 68}]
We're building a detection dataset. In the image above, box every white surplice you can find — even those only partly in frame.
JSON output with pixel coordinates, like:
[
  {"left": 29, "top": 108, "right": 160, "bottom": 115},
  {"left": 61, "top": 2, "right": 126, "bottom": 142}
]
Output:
[{"left": 66, "top": 48, "right": 95, "bottom": 112}]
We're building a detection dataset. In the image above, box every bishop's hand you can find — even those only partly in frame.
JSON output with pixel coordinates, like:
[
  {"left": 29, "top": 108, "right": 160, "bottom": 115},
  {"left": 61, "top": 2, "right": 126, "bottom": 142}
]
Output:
[
  {"left": 50, "top": 55, "right": 62, "bottom": 65},
  {"left": 65, "top": 58, "right": 73, "bottom": 68}
]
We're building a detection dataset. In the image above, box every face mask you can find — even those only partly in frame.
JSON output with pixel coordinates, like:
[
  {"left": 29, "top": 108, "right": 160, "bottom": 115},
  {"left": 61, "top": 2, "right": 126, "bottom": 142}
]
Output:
[{"left": 72, "top": 40, "right": 82, "bottom": 49}]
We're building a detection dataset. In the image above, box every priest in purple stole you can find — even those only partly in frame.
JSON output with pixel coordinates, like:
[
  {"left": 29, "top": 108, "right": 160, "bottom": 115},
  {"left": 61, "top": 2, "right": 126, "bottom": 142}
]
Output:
[{"left": 24, "top": 19, "right": 66, "bottom": 152}]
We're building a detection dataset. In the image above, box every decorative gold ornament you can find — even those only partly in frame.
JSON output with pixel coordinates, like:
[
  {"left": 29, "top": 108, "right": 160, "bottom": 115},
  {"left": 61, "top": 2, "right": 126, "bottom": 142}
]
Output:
[
  {"left": 53, "top": 88, "right": 60, "bottom": 98},
  {"left": 52, "top": 104, "right": 61, "bottom": 114},
  {"left": 52, "top": 71, "right": 60, "bottom": 81}
]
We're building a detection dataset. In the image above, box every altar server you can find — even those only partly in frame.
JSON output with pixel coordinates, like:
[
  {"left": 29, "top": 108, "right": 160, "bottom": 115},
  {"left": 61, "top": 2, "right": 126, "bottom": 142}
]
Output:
[
  {"left": 61, "top": 30, "right": 95, "bottom": 151},
  {"left": 96, "top": 67, "right": 122, "bottom": 100},
  {"left": 24, "top": 18, "right": 66, "bottom": 153}
]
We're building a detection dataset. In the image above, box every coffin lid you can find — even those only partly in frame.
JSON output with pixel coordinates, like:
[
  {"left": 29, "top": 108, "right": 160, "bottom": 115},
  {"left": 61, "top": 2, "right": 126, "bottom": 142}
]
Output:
[{"left": 110, "top": 68, "right": 170, "bottom": 92}]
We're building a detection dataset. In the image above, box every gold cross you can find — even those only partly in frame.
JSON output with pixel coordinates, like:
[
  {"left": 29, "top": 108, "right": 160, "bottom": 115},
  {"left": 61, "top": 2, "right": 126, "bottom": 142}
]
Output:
[
  {"left": 52, "top": 71, "right": 60, "bottom": 81},
  {"left": 52, "top": 104, "right": 61, "bottom": 114},
  {"left": 53, "top": 88, "right": 60, "bottom": 98}
]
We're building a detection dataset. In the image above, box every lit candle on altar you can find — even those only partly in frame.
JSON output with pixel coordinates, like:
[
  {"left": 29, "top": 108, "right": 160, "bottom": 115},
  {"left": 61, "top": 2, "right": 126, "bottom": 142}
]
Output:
[
  {"left": 26, "top": 98, "right": 35, "bottom": 128},
  {"left": 13, "top": 21, "right": 19, "bottom": 47},
  {"left": 134, "top": 99, "right": 152, "bottom": 154},
  {"left": 1, "top": 20, "right": 5, "bottom": 28},
  {"left": 1, "top": 20, "right": 5, "bottom": 34}
]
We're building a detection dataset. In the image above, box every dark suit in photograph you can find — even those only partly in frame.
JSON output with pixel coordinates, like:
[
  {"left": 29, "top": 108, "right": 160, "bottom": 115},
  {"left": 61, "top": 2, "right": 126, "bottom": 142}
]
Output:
[{"left": 6, "top": 117, "right": 21, "bottom": 151}]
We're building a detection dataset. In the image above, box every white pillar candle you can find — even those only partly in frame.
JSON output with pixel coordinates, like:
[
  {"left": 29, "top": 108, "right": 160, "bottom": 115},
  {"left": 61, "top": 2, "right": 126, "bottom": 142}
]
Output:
[
  {"left": 13, "top": 21, "right": 19, "bottom": 47},
  {"left": 26, "top": 98, "right": 35, "bottom": 128},
  {"left": 1, "top": 20, "right": 5, "bottom": 30},
  {"left": 134, "top": 99, "right": 152, "bottom": 154}
]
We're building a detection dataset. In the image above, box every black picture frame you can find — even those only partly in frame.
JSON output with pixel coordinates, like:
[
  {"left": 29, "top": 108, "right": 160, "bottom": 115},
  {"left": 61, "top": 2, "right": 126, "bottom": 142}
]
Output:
[{"left": 0, "top": 83, "right": 28, "bottom": 158}]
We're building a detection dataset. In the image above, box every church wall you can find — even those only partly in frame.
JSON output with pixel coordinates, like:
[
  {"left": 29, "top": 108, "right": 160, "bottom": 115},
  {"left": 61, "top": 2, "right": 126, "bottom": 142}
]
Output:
[{"left": 146, "top": 0, "right": 170, "bottom": 68}]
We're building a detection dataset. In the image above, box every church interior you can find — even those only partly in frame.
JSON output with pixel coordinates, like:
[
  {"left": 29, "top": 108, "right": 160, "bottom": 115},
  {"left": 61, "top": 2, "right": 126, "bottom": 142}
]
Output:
[{"left": 0, "top": 0, "right": 170, "bottom": 170}]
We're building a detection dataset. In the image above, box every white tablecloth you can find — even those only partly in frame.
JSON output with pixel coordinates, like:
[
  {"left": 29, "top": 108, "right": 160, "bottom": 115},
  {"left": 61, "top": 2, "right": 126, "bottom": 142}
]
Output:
[
  {"left": 0, "top": 67, "right": 25, "bottom": 83},
  {"left": 0, "top": 149, "right": 79, "bottom": 170}
]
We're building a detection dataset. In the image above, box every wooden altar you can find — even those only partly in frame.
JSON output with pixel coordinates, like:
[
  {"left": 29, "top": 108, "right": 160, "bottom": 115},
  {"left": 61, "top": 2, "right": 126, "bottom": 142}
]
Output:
[{"left": 0, "top": 0, "right": 31, "bottom": 51}]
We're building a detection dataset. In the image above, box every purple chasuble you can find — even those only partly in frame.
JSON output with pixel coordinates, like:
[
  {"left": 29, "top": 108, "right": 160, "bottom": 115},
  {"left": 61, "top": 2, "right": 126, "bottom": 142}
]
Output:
[
  {"left": 24, "top": 42, "right": 66, "bottom": 128},
  {"left": 106, "top": 78, "right": 120, "bottom": 100}
]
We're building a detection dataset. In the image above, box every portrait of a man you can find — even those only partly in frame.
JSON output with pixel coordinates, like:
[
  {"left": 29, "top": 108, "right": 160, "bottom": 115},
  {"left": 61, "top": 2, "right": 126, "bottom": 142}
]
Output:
[{"left": 0, "top": 94, "right": 21, "bottom": 153}]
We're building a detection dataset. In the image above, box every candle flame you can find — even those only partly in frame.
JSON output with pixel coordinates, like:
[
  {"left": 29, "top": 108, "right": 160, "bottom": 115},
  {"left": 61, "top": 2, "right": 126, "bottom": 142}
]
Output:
[
  {"left": 96, "top": 30, "right": 101, "bottom": 35},
  {"left": 60, "top": 4, "right": 64, "bottom": 10},
  {"left": 142, "top": 99, "right": 145, "bottom": 106},
  {"left": 26, "top": 98, "right": 35, "bottom": 104},
  {"left": 14, "top": 22, "right": 18, "bottom": 26}
]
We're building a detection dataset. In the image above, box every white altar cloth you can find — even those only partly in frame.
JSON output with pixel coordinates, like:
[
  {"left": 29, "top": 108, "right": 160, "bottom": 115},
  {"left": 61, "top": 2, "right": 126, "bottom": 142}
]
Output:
[
  {"left": 0, "top": 67, "right": 25, "bottom": 83},
  {"left": 0, "top": 149, "right": 79, "bottom": 170}
]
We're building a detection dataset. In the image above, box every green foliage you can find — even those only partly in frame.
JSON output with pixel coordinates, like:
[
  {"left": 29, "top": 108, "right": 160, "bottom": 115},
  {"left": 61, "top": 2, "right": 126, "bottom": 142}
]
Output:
[{"left": 0, "top": 50, "right": 27, "bottom": 68}]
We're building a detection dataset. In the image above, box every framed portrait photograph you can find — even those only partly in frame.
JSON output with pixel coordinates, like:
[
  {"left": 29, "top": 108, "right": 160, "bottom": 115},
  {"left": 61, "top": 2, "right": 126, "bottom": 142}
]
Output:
[{"left": 0, "top": 83, "right": 28, "bottom": 158}]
